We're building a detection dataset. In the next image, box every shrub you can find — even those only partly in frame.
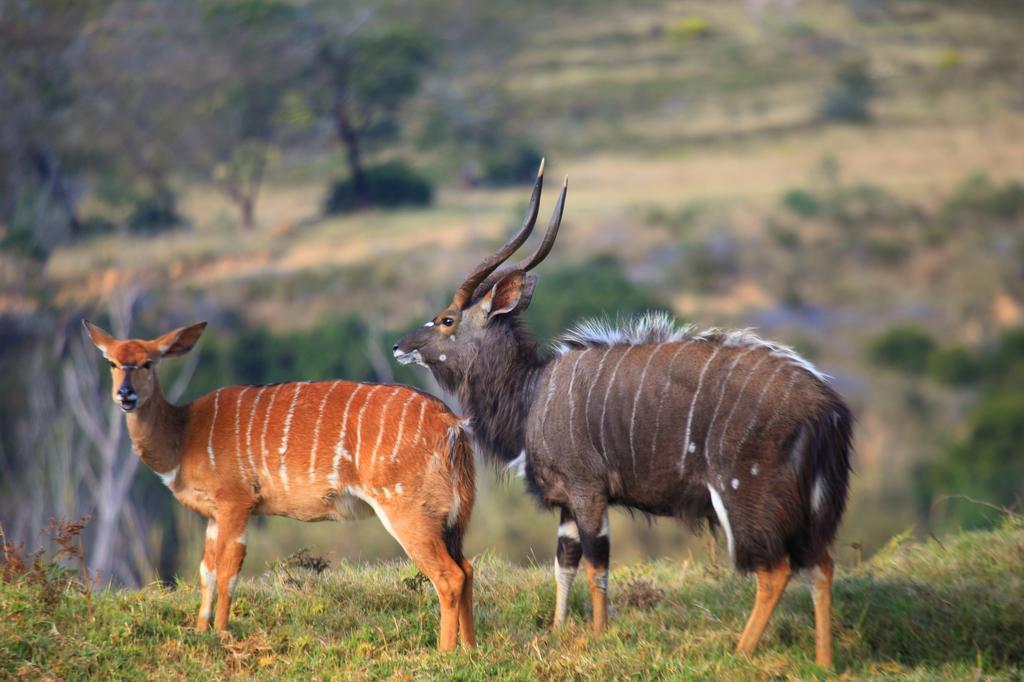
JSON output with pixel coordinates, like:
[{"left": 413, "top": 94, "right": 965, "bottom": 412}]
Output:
[
  {"left": 477, "top": 141, "right": 544, "bottom": 187},
  {"left": 867, "top": 326, "right": 936, "bottom": 375},
  {"left": 323, "top": 161, "right": 433, "bottom": 214},
  {"left": 524, "top": 255, "right": 671, "bottom": 340},
  {"left": 926, "top": 346, "right": 980, "bottom": 387},
  {"left": 939, "top": 173, "right": 1024, "bottom": 227},
  {"left": 782, "top": 189, "right": 821, "bottom": 218},
  {"left": 819, "top": 55, "right": 876, "bottom": 123},
  {"left": 126, "top": 192, "right": 182, "bottom": 234}
]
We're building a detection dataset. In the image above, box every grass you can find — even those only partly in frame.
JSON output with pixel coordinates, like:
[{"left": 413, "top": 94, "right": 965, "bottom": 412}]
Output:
[{"left": 2, "top": 521, "right": 1021, "bottom": 679}]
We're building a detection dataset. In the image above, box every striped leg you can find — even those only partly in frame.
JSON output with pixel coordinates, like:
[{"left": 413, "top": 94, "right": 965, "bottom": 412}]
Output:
[
  {"left": 736, "top": 559, "right": 791, "bottom": 656},
  {"left": 553, "top": 507, "right": 582, "bottom": 628},
  {"left": 811, "top": 553, "right": 834, "bottom": 668},
  {"left": 213, "top": 511, "right": 249, "bottom": 632},
  {"left": 576, "top": 505, "right": 610, "bottom": 634},
  {"left": 196, "top": 519, "right": 219, "bottom": 631}
]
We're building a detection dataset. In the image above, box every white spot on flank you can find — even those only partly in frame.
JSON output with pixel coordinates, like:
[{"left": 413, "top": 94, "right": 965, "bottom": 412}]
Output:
[
  {"left": 309, "top": 382, "right": 342, "bottom": 482},
  {"left": 439, "top": 353, "right": 447, "bottom": 362},
  {"left": 731, "top": 478, "right": 740, "bottom": 490},
  {"left": 681, "top": 346, "right": 723, "bottom": 471},
  {"left": 688, "top": 442, "right": 697, "bottom": 454},
  {"left": 708, "top": 484, "right": 735, "bottom": 560},
  {"left": 558, "top": 521, "right": 580, "bottom": 541},
  {"left": 157, "top": 465, "right": 179, "bottom": 489},
  {"left": 751, "top": 464, "right": 759, "bottom": 476},
  {"left": 206, "top": 389, "right": 222, "bottom": 469}
]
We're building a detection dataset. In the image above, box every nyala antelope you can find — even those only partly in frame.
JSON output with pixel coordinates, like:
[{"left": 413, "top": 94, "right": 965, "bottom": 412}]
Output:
[
  {"left": 393, "top": 162, "right": 852, "bottom": 667},
  {"left": 83, "top": 320, "right": 475, "bottom": 651}
]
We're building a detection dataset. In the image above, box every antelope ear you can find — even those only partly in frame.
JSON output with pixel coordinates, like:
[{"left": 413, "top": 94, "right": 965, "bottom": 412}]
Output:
[
  {"left": 152, "top": 322, "right": 208, "bottom": 357},
  {"left": 481, "top": 271, "right": 536, "bottom": 318},
  {"left": 82, "top": 319, "right": 117, "bottom": 357}
]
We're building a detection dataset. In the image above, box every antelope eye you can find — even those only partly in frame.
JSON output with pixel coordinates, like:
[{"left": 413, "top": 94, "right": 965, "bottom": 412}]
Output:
[
  {"left": 108, "top": 361, "right": 117, "bottom": 369},
  {"left": 142, "top": 361, "right": 153, "bottom": 370},
  {"left": 441, "top": 317, "right": 455, "bottom": 327}
]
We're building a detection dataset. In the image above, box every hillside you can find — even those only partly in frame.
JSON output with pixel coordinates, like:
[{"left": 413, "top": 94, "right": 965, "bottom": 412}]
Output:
[{"left": 2, "top": 521, "right": 1022, "bottom": 679}]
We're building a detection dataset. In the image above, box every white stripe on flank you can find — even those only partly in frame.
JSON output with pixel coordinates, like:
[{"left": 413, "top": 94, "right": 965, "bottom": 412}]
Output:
[
  {"left": 731, "top": 363, "right": 788, "bottom": 459},
  {"left": 354, "top": 386, "right": 380, "bottom": 469},
  {"left": 411, "top": 399, "right": 427, "bottom": 450},
  {"left": 628, "top": 345, "right": 662, "bottom": 476},
  {"left": 650, "top": 341, "right": 692, "bottom": 461},
  {"left": 716, "top": 352, "right": 771, "bottom": 465},
  {"left": 206, "top": 388, "right": 222, "bottom": 469},
  {"left": 329, "top": 384, "right": 365, "bottom": 487},
  {"left": 702, "top": 347, "right": 758, "bottom": 467},
  {"left": 539, "top": 361, "right": 562, "bottom": 453},
  {"left": 598, "top": 346, "right": 635, "bottom": 459},
  {"left": 259, "top": 384, "right": 282, "bottom": 481},
  {"left": 369, "top": 388, "right": 400, "bottom": 468},
  {"left": 277, "top": 382, "right": 307, "bottom": 493},
  {"left": 245, "top": 387, "right": 265, "bottom": 476},
  {"left": 234, "top": 387, "right": 251, "bottom": 476},
  {"left": 584, "top": 348, "right": 614, "bottom": 460},
  {"left": 308, "top": 381, "right": 342, "bottom": 482},
  {"left": 708, "top": 484, "right": 735, "bottom": 560},
  {"left": 681, "top": 345, "right": 723, "bottom": 471},
  {"left": 565, "top": 348, "right": 592, "bottom": 454},
  {"left": 388, "top": 393, "right": 416, "bottom": 462}
]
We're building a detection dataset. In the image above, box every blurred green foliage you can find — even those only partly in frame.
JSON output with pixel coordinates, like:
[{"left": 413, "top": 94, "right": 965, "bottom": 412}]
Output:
[
  {"left": 819, "top": 55, "right": 876, "bottom": 123},
  {"left": 323, "top": 161, "right": 434, "bottom": 214},
  {"left": 525, "top": 255, "right": 671, "bottom": 340},
  {"left": 867, "top": 326, "right": 936, "bottom": 375}
]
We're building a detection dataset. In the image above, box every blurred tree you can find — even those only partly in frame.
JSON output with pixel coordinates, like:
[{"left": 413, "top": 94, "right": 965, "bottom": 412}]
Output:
[
  {"left": 307, "top": 11, "right": 436, "bottom": 209},
  {"left": 0, "top": 0, "right": 104, "bottom": 257},
  {"left": 867, "top": 326, "right": 936, "bottom": 375}
]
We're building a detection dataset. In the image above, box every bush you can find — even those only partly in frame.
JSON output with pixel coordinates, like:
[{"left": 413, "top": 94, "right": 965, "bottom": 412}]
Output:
[
  {"left": 524, "top": 255, "right": 671, "bottom": 340},
  {"left": 323, "top": 161, "right": 434, "bottom": 214},
  {"left": 782, "top": 189, "right": 820, "bottom": 218},
  {"left": 867, "top": 326, "right": 936, "bottom": 375},
  {"left": 939, "top": 173, "right": 1024, "bottom": 227},
  {"left": 477, "top": 141, "right": 544, "bottom": 187},
  {"left": 75, "top": 216, "right": 118, "bottom": 241},
  {"left": 819, "top": 56, "right": 876, "bottom": 123},
  {"left": 126, "top": 192, "right": 182, "bottom": 234},
  {"left": 926, "top": 346, "right": 980, "bottom": 387}
]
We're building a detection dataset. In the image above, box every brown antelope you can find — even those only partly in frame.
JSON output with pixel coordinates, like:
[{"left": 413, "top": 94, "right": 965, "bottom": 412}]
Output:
[
  {"left": 83, "top": 320, "right": 476, "bottom": 651},
  {"left": 393, "top": 162, "right": 852, "bottom": 667}
]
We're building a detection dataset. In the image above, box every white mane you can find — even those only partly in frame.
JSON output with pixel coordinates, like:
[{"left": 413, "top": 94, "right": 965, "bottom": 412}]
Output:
[{"left": 553, "top": 311, "right": 830, "bottom": 383}]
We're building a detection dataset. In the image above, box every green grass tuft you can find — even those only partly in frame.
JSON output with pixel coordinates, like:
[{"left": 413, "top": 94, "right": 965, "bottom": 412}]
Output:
[{"left": 2, "top": 522, "right": 1022, "bottom": 679}]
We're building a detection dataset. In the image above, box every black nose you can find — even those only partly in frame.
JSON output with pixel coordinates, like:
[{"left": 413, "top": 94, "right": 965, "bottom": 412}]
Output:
[
  {"left": 118, "top": 386, "right": 132, "bottom": 397},
  {"left": 392, "top": 343, "right": 399, "bottom": 351}
]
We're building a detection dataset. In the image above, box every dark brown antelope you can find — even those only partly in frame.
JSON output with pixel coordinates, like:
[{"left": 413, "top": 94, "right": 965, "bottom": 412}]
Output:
[
  {"left": 83, "top": 320, "right": 476, "bottom": 651},
  {"left": 393, "top": 162, "right": 852, "bottom": 667}
]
